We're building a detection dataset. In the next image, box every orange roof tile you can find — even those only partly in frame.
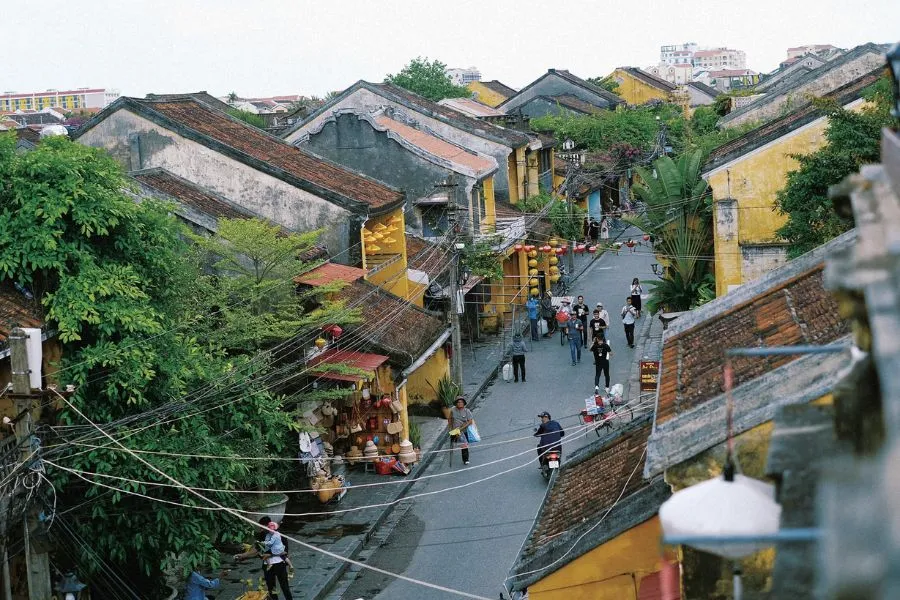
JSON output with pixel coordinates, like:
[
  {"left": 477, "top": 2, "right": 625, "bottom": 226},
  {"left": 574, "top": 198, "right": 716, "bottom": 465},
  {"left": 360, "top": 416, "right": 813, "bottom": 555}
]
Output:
[
  {"left": 373, "top": 114, "right": 496, "bottom": 176},
  {"left": 307, "top": 349, "right": 390, "bottom": 382},
  {"left": 294, "top": 263, "right": 366, "bottom": 287}
]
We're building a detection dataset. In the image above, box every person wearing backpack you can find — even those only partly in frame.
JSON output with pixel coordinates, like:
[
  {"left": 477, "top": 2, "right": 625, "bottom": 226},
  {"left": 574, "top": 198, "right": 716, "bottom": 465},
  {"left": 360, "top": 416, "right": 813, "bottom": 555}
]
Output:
[
  {"left": 591, "top": 335, "right": 613, "bottom": 390},
  {"left": 621, "top": 297, "right": 638, "bottom": 348}
]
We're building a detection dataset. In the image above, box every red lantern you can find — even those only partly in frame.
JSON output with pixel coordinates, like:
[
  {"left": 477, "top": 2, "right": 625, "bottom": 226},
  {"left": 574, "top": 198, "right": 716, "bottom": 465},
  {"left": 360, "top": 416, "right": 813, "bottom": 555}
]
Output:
[
  {"left": 514, "top": 244, "right": 524, "bottom": 252},
  {"left": 643, "top": 234, "right": 650, "bottom": 242},
  {"left": 524, "top": 245, "right": 535, "bottom": 252},
  {"left": 542, "top": 245, "right": 552, "bottom": 253},
  {"left": 326, "top": 324, "right": 343, "bottom": 339},
  {"left": 588, "top": 246, "right": 597, "bottom": 253},
  {"left": 555, "top": 247, "right": 563, "bottom": 255},
  {"left": 560, "top": 245, "right": 568, "bottom": 255},
  {"left": 626, "top": 241, "right": 636, "bottom": 248},
  {"left": 576, "top": 244, "right": 586, "bottom": 253}
]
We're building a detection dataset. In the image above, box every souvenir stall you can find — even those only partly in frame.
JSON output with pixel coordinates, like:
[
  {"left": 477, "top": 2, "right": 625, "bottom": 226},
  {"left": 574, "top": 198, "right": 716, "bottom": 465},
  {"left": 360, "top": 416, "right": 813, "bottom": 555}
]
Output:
[{"left": 303, "top": 349, "right": 415, "bottom": 500}]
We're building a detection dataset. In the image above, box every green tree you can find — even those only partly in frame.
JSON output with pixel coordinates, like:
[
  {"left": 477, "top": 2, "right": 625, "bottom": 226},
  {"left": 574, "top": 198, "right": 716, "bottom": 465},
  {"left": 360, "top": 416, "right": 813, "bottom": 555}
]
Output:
[
  {"left": 227, "top": 107, "right": 267, "bottom": 128},
  {"left": 385, "top": 57, "right": 471, "bottom": 101},
  {"left": 0, "top": 135, "right": 305, "bottom": 593},
  {"left": 775, "top": 76, "right": 898, "bottom": 258},
  {"left": 587, "top": 75, "right": 621, "bottom": 94}
]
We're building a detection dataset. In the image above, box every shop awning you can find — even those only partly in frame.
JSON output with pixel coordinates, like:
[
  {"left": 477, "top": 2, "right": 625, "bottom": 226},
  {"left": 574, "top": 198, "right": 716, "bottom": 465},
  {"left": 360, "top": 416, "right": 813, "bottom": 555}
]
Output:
[{"left": 307, "top": 349, "right": 390, "bottom": 382}]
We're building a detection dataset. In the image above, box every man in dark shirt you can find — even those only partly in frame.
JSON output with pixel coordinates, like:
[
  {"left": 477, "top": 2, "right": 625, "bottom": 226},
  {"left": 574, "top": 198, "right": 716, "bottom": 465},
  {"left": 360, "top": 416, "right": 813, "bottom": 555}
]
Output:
[
  {"left": 588, "top": 308, "right": 607, "bottom": 342},
  {"left": 534, "top": 411, "right": 565, "bottom": 461},
  {"left": 573, "top": 295, "right": 589, "bottom": 348},
  {"left": 591, "top": 335, "right": 613, "bottom": 390}
]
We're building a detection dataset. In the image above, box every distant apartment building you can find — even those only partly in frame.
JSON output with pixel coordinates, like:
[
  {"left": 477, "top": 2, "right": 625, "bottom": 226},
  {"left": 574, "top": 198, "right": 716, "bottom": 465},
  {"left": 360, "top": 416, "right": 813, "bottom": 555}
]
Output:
[
  {"left": 447, "top": 67, "right": 481, "bottom": 86},
  {"left": 692, "top": 47, "right": 747, "bottom": 70},
  {"left": 0, "top": 88, "right": 119, "bottom": 112},
  {"left": 786, "top": 44, "right": 842, "bottom": 61},
  {"left": 660, "top": 43, "right": 698, "bottom": 65},
  {"left": 645, "top": 63, "right": 694, "bottom": 85}
]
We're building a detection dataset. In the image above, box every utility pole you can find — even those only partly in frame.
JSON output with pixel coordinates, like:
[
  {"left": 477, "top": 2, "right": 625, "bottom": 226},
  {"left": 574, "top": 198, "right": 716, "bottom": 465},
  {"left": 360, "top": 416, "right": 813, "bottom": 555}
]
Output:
[
  {"left": 446, "top": 204, "right": 465, "bottom": 389},
  {"left": 564, "top": 163, "right": 576, "bottom": 275},
  {"left": 9, "top": 328, "right": 52, "bottom": 600}
]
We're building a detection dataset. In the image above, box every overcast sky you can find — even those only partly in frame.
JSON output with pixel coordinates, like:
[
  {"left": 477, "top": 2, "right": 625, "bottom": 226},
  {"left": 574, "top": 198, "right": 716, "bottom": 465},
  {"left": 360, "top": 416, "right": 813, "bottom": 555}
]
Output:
[{"left": 3, "top": 0, "right": 898, "bottom": 99}]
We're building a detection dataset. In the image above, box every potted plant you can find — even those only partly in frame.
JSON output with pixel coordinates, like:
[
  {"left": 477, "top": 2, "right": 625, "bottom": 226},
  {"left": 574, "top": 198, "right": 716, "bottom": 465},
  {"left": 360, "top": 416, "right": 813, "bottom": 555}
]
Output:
[
  {"left": 409, "top": 421, "right": 423, "bottom": 463},
  {"left": 430, "top": 375, "right": 461, "bottom": 419}
]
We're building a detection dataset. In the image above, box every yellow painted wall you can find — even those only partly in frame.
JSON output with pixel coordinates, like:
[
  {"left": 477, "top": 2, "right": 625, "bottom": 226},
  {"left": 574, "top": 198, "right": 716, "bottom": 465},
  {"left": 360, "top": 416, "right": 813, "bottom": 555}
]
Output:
[
  {"left": 707, "top": 99, "right": 867, "bottom": 296},
  {"left": 483, "top": 177, "right": 496, "bottom": 230},
  {"left": 467, "top": 82, "right": 510, "bottom": 108},
  {"left": 406, "top": 349, "right": 450, "bottom": 405},
  {"left": 507, "top": 154, "right": 520, "bottom": 205},
  {"left": 526, "top": 151, "right": 540, "bottom": 198},
  {"left": 528, "top": 517, "right": 671, "bottom": 600},
  {"left": 407, "top": 278, "right": 426, "bottom": 307},
  {"left": 610, "top": 69, "right": 672, "bottom": 106},
  {"left": 514, "top": 146, "right": 527, "bottom": 203},
  {"left": 363, "top": 208, "right": 409, "bottom": 298}
]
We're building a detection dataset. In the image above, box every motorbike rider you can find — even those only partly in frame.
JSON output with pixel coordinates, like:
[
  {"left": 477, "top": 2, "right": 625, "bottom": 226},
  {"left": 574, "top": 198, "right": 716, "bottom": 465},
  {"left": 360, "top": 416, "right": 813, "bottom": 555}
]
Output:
[{"left": 534, "top": 411, "right": 565, "bottom": 465}]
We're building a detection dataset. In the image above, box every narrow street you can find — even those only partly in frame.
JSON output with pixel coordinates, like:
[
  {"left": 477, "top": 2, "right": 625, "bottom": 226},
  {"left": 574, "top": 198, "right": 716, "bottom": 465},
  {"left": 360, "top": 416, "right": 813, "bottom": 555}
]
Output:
[{"left": 337, "top": 234, "right": 658, "bottom": 600}]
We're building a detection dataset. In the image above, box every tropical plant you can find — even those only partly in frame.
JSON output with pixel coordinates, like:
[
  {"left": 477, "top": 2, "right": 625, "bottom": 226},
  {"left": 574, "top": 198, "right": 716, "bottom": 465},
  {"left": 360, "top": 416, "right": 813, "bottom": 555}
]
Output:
[
  {"left": 629, "top": 150, "right": 714, "bottom": 313},
  {"left": 429, "top": 375, "right": 461, "bottom": 408},
  {"left": 586, "top": 75, "right": 621, "bottom": 94},
  {"left": 548, "top": 200, "right": 586, "bottom": 241},
  {"left": 516, "top": 191, "right": 552, "bottom": 214},
  {"left": 384, "top": 57, "right": 471, "bottom": 101},
  {"left": 460, "top": 241, "right": 504, "bottom": 280},
  {"left": 408, "top": 420, "right": 422, "bottom": 448}
]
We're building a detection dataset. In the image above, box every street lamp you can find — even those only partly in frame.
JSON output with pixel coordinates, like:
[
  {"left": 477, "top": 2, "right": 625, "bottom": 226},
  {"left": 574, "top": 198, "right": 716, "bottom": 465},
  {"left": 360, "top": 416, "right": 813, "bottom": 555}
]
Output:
[
  {"left": 888, "top": 42, "right": 900, "bottom": 118},
  {"left": 55, "top": 572, "right": 86, "bottom": 600}
]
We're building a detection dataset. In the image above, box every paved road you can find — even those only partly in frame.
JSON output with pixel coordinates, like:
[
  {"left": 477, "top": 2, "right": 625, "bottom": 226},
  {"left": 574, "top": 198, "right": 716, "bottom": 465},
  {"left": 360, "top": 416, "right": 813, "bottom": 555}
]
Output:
[{"left": 340, "top": 238, "right": 658, "bottom": 600}]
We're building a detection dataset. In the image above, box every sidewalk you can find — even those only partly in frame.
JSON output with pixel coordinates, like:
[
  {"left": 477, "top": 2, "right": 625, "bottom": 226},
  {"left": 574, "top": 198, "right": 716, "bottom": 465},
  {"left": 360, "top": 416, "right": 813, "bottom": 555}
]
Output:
[{"left": 212, "top": 228, "right": 647, "bottom": 600}]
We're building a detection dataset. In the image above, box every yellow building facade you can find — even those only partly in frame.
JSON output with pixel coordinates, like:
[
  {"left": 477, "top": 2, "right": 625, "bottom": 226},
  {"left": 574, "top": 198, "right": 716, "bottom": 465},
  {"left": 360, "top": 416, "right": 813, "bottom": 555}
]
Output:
[
  {"left": 608, "top": 68, "right": 674, "bottom": 106},
  {"left": 528, "top": 517, "right": 673, "bottom": 600},
  {"left": 362, "top": 208, "right": 409, "bottom": 299},
  {"left": 466, "top": 81, "right": 513, "bottom": 108},
  {"left": 705, "top": 98, "right": 867, "bottom": 296}
]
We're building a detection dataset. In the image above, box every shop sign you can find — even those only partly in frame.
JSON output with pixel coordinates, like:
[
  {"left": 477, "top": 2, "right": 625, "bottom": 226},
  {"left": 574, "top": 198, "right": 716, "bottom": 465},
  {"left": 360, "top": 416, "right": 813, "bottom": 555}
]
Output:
[{"left": 640, "top": 361, "right": 660, "bottom": 392}]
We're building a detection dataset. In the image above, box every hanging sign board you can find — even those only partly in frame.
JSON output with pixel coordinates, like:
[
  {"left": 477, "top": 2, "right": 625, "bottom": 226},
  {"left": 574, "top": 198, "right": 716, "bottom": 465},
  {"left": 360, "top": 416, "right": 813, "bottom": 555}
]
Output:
[{"left": 640, "top": 361, "right": 660, "bottom": 392}]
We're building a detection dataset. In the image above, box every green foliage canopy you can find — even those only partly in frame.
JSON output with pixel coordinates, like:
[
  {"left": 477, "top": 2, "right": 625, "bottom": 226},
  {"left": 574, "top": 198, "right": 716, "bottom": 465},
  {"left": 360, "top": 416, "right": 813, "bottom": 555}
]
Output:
[
  {"left": 385, "top": 57, "right": 471, "bottom": 101},
  {"left": 775, "top": 76, "right": 898, "bottom": 258},
  {"left": 227, "top": 107, "right": 267, "bottom": 128}
]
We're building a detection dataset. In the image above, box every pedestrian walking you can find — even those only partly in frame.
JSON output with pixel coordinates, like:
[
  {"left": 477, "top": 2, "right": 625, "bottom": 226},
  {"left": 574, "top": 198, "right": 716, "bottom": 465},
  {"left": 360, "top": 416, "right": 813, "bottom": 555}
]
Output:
[
  {"left": 540, "top": 291, "right": 556, "bottom": 336},
  {"left": 595, "top": 302, "right": 611, "bottom": 336},
  {"left": 448, "top": 396, "right": 474, "bottom": 465},
  {"left": 525, "top": 293, "right": 540, "bottom": 341},
  {"left": 588, "top": 307, "right": 607, "bottom": 341},
  {"left": 565, "top": 312, "right": 583, "bottom": 366},
  {"left": 588, "top": 218, "right": 600, "bottom": 243},
  {"left": 630, "top": 277, "right": 643, "bottom": 318},
  {"left": 600, "top": 216, "right": 610, "bottom": 240},
  {"left": 591, "top": 335, "right": 613, "bottom": 390},
  {"left": 573, "top": 295, "right": 589, "bottom": 348},
  {"left": 510, "top": 333, "right": 527, "bottom": 382},
  {"left": 622, "top": 297, "right": 638, "bottom": 348},
  {"left": 582, "top": 216, "right": 590, "bottom": 243}
]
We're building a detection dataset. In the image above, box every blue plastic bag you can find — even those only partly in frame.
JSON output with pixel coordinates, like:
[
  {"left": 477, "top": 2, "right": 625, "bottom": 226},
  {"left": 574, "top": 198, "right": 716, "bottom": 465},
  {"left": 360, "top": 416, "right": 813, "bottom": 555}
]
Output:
[{"left": 466, "top": 423, "right": 481, "bottom": 443}]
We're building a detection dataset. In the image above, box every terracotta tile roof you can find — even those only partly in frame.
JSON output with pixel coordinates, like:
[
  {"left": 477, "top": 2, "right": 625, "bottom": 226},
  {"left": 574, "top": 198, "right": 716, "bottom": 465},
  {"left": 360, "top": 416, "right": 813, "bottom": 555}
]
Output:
[
  {"left": 526, "top": 416, "right": 653, "bottom": 552},
  {"left": 337, "top": 279, "right": 447, "bottom": 367},
  {"left": 294, "top": 263, "right": 366, "bottom": 287},
  {"left": 437, "top": 97, "right": 505, "bottom": 118},
  {"left": 621, "top": 67, "right": 679, "bottom": 91},
  {"left": 552, "top": 94, "right": 608, "bottom": 115},
  {"left": 405, "top": 235, "right": 448, "bottom": 279},
  {"left": 371, "top": 83, "right": 532, "bottom": 147},
  {"left": 84, "top": 97, "right": 404, "bottom": 213},
  {"left": 477, "top": 80, "right": 518, "bottom": 98},
  {"left": 307, "top": 348, "right": 389, "bottom": 382},
  {"left": 704, "top": 67, "right": 882, "bottom": 173},
  {"left": 656, "top": 267, "right": 848, "bottom": 425},
  {"left": 132, "top": 168, "right": 256, "bottom": 222},
  {"left": 143, "top": 91, "right": 232, "bottom": 113},
  {"left": 372, "top": 114, "right": 497, "bottom": 177},
  {"left": 0, "top": 285, "right": 43, "bottom": 350}
]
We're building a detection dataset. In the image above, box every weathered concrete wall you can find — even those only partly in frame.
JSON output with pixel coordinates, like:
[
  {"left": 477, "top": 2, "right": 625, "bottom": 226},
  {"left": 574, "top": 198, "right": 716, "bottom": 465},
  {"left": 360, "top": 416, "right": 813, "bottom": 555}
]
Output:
[
  {"left": 78, "top": 109, "right": 355, "bottom": 261},
  {"left": 741, "top": 244, "right": 789, "bottom": 284},
  {"left": 285, "top": 88, "right": 514, "bottom": 201},
  {"left": 301, "top": 113, "right": 476, "bottom": 234}
]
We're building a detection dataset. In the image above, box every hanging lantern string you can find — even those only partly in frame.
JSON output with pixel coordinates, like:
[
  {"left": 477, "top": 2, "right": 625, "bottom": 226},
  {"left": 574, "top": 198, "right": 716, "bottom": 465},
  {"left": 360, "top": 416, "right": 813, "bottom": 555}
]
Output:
[{"left": 723, "top": 359, "right": 735, "bottom": 481}]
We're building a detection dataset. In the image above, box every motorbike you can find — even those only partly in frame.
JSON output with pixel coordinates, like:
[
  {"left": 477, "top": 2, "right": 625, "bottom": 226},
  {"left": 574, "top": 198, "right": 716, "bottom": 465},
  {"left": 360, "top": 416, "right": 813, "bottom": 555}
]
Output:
[{"left": 539, "top": 447, "right": 562, "bottom": 480}]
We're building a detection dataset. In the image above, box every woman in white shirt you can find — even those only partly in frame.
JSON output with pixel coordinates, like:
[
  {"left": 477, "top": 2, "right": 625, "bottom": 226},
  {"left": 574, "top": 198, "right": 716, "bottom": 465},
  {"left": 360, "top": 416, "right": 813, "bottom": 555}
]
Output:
[{"left": 630, "top": 278, "right": 643, "bottom": 318}]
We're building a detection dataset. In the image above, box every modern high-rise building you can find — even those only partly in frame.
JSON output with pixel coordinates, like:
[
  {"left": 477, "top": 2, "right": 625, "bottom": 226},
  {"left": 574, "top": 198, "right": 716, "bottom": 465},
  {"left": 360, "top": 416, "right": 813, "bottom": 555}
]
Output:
[
  {"left": 0, "top": 88, "right": 119, "bottom": 113},
  {"left": 446, "top": 67, "right": 481, "bottom": 86}
]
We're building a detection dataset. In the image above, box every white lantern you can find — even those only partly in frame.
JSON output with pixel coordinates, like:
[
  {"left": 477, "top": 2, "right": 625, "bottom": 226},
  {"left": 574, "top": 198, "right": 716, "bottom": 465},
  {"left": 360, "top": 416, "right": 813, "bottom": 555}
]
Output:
[
  {"left": 659, "top": 472, "right": 781, "bottom": 559},
  {"left": 361, "top": 388, "right": 371, "bottom": 400}
]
